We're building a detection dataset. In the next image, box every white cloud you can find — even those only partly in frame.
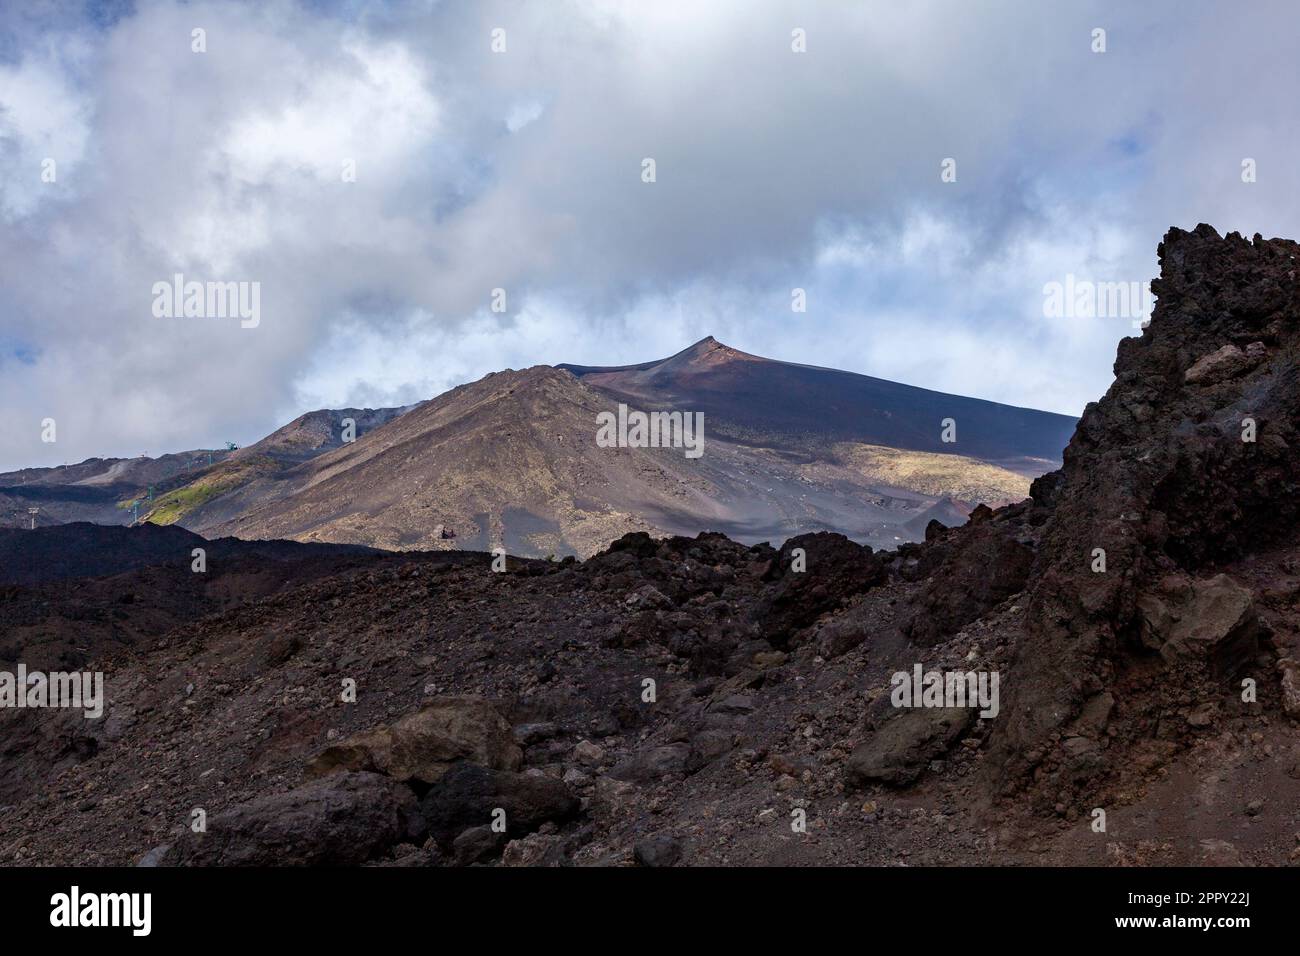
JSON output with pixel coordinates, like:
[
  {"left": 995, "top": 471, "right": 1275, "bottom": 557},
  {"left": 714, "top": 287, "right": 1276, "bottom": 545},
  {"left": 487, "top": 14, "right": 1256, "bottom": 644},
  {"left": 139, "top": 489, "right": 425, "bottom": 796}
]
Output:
[
  {"left": 2, "top": 0, "right": 1299, "bottom": 470},
  {"left": 0, "top": 51, "right": 93, "bottom": 218}
]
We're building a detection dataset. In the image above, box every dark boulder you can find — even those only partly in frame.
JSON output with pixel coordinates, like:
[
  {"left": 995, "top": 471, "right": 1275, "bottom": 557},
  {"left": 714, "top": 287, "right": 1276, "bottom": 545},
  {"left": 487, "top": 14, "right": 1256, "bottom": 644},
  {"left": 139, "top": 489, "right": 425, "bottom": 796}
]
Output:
[
  {"left": 752, "top": 532, "right": 886, "bottom": 646},
  {"left": 166, "top": 771, "right": 422, "bottom": 866},
  {"left": 633, "top": 834, "right": 683, "bottom": 867},
  {"left": 901, "top": 519, "right": 1034, "bottom": 645},
  {"left": 846, "top": 707, "right": 974, "bottom": 787},
  {"left": 420, "top": 764, "right": 580, "bottom": 846}
]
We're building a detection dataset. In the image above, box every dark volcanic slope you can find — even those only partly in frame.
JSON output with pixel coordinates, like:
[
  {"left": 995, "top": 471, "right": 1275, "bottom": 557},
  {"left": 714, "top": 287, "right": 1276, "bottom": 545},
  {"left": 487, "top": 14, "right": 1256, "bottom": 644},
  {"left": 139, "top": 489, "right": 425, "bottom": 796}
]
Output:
[
  {"left": 0, "top": 524, "right": 406, "bottom": 675},
  {"left": 0, "top": 522, "right": 380, "bottom": 588},
  {"left": 562, "top": 337, "right": 1076, "bottom": 471}
]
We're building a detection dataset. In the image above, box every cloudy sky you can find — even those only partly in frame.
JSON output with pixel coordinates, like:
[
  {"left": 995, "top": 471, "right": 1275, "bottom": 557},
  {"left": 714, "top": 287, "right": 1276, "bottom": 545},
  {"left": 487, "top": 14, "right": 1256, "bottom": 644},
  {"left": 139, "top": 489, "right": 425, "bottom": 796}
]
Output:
[{"left": 2, "top": 0, "right": 1297, "bottom": 471}]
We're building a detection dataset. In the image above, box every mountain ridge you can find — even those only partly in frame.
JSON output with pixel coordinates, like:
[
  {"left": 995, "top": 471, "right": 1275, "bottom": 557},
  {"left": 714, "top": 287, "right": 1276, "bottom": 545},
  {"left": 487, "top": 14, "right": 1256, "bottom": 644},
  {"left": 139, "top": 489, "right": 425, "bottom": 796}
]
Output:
[
  {"left": 563, "top": 335, "right": 1074, "bottom": 471},
  {"left": 3, "top": 338, "right": 1075, "bottom": 556}
]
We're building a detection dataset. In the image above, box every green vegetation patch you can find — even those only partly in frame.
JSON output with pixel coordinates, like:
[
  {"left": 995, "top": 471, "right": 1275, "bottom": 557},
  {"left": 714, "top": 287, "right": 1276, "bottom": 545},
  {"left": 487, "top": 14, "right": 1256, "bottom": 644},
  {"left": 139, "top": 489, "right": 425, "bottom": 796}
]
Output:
[{"left": 140, "top": 456, "right": 280, "bottom": 526}]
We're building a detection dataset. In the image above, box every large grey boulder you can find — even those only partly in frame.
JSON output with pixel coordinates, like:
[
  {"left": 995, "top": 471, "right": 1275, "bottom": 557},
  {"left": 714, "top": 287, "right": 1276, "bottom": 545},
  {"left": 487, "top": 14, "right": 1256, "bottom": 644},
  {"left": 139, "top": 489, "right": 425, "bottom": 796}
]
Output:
[
  {"left": 845, "top": 707, "right": 974, "bottom": 787},
  {"left": 306, "top": 696, "right": 523, "bottom": 785},
  {"left": 1183, "top": 342, "right": 1265, "bottom": 385},
  {"left": 420, "top": 764, "right": 579, "bottom": 846},
  {"left": 1137, "top": 574, "right": 1261, "bottom": 676},
  {"left": 166, "top": 771, "right": 422, "bottom": 866},
  {"left": 608, "top": 743, "right": 691, "bottom": 783},
  {"left": 1277, "top": 658, "right": 1300, "bottom": 719}
]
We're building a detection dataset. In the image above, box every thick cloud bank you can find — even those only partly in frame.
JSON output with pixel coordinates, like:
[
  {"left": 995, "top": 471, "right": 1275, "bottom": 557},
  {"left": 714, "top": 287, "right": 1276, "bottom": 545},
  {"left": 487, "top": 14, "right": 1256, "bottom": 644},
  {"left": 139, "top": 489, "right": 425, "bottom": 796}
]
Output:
[{"left": 1, "top": 0, "right": 1297, "bottom": 470}]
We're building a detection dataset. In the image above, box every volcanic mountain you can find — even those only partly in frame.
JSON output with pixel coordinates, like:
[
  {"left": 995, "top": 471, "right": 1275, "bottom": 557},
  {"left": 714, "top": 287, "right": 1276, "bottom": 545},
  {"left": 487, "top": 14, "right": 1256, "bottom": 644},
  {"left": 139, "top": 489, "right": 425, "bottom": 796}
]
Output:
[
  {"left": 188, "top": 338, "right": 1075, "bottom": 556},
  {"left": 561, "top": 337, "right": 1071, "bottom": 471},
  {"left": 0, "top": 448, "right": 232, "bottom": 528},
  {"left": 0, "top": 405, "right": 413, "bottom": 531}
]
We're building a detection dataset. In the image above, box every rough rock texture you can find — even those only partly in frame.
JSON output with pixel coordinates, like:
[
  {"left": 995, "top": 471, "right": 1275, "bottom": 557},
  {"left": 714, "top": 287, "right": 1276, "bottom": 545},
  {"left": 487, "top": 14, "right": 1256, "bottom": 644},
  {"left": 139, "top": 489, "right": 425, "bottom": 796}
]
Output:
[
  {"left": 845, "top": 708, "right": 975, "bottom": 787},
  {"left": 305, "top": 696, "right": 522, "bottom": 785},
  {"left": 900, "top": 511, "right": 1035, "bottom": 645},
  {"left": 165, "top": 772, "right": 422, "bottom": 866},
  {"left": 633, "top": 834, "right": 683, "bottom": 867},
  {"left": 751, "top": 532, "right": 887, "bottom": 646},
  {"left": 609, "top": 744, "right": 692, "bottom": 783},
  {"left": 1136, "top": 573, "right": 1261, "bottom": 674},
  {"left": 1278, "top": 658, "right": 1300, "bottom": 718},
  {"left": 420, "top": 764, "right": 580, "bottom": 846},
  {"left": 1184, "top": 342, "right": 1266, "bottom": 385},
  {"left": 989, "top": 225, "right": 1300, "bottom": 806}
]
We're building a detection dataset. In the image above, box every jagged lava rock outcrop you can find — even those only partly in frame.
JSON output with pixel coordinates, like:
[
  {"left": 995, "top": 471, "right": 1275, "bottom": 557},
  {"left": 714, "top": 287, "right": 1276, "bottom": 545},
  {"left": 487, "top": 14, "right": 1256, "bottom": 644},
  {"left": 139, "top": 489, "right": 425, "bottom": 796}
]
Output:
[{"left": 989, "top": 224, "right": 1300, "bottom": 801}]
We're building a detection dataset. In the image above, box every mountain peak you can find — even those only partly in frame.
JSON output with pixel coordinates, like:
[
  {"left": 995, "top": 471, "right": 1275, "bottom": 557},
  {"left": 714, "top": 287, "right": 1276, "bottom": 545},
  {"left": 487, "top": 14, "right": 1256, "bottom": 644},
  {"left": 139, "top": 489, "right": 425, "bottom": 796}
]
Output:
[
  {"left": 670, "top": 335, "right": 755, "bottom": 366},
  {"left": 563, "top": 334, "right": 1075, "bottom": 467},
  {"left": 556, "top": 336, "right": 746, "bottom": 377}
]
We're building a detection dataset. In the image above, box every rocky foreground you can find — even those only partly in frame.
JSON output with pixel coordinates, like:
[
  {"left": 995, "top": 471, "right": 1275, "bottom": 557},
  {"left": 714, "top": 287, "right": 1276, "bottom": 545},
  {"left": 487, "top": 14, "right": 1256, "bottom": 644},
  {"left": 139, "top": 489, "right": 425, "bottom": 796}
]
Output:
[{"left": 3, "top": 225, "right": 1300, "bottom": 867}]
